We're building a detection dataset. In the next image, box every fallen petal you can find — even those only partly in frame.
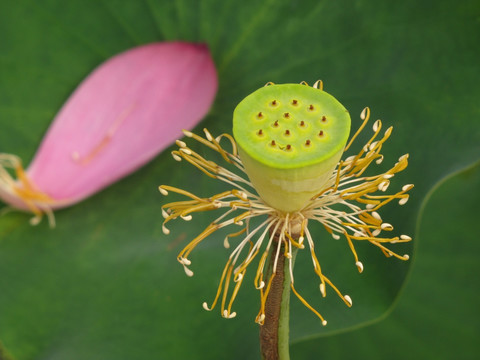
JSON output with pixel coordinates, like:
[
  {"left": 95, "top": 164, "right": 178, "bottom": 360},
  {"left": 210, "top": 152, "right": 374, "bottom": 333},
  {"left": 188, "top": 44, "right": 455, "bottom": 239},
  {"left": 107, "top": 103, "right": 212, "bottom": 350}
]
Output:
[{"left": 0, "top": 42, "right": 217, "bottom": 225}]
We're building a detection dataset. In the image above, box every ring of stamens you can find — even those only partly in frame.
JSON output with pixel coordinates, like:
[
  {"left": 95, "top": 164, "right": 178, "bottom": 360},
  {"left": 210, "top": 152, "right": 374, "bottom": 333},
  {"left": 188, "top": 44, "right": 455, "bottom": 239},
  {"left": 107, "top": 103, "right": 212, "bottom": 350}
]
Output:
[{"left": 160, "top": 98, "right": 412, "bottom": 325}]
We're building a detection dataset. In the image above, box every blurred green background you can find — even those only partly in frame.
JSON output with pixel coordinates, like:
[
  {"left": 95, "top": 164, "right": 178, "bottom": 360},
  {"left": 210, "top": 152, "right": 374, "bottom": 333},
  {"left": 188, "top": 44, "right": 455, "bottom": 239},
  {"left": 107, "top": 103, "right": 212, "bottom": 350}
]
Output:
[{"left": 0, "top": 0, "right": 479, "bottom": 359}]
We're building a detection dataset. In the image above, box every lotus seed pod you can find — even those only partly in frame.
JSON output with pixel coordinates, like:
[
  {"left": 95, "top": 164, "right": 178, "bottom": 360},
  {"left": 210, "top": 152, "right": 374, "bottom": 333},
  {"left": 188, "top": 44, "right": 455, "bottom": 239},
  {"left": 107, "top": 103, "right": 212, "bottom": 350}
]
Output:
[{"left": 233, "top": 83, "right": 351, "bottom": 212}]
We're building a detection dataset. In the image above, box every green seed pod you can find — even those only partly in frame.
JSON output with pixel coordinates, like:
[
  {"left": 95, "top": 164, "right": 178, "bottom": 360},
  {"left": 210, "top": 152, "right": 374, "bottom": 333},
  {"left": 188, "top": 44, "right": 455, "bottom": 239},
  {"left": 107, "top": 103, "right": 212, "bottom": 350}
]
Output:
[{"left": 233, "top": 83, "right": 351, "bottom": 212}]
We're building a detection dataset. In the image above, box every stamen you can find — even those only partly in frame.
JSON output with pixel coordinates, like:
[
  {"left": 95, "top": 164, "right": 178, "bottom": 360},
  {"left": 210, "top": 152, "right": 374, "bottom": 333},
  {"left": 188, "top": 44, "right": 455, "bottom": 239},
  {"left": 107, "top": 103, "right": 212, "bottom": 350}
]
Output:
[
  {"left": 162, "top": 224, "right": 170, "bottom": 235},
  {"left": 402, "top": 184, "right": 414, "bottom": 191},
  {"left": 313, "top": 80, "right": 323, "bottom": 90},
  {"left": 176, "top": 140, "right": 187, "bottom": 148},
  {"left": 172, "top": 152, "right": 182, "bottom": 162},
  {"left": 355, "top": 261, "right": 364, "bottom": 273},
  {"left": 381, "top": 223, "right": 393, "bottom": 231},
  {"left": 319, "top": 283, "right": 326, "bottom": 297},
  {"left": 399, "top": 196, "right": 409, "bottom": 205},
  {"left": 182, "top": 130, "right": 193, "bottom": 137},
  {"left": 183, "top": 266, "right": 194, "bottom": 277}
]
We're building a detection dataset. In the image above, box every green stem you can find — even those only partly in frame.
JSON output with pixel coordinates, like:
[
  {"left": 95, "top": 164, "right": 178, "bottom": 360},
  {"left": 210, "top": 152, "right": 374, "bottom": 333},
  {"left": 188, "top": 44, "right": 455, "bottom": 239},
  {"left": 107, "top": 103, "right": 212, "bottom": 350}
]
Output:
[
  {"left": 278, "top": 247, "right": 297, "bottom": 359},
  {"left": 259, "top": 235, "right": 298, "bottom": 360}
]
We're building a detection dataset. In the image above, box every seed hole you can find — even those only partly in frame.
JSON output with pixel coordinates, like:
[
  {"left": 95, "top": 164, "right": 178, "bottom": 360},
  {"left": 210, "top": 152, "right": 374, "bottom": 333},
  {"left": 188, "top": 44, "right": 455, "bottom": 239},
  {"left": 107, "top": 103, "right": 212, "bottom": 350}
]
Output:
[
  {"left": 257, "top": 129, "right": 263, "bottom": 136},
  {"left": 273, "top": 120, "right": 279, "bottom": 127},
  {"left": 285, "top": 129, "right": 290, "bottom": 136},
  {"left": 308, "top": 105, "right": 315, "bottom": 111},
  {"left": 257, "top": 112, "right": 264, "bottom": 119},
  {"left": 299, "top": 120, "right": 305, "bottom": 127},
  {"left": 318, "top": 130, "right": 324, "bottom": 137},
  {"left": 271, "top": 100, "right": 278, "bottom": 106},
  {"left": 286, "top": 144, "right": 292, "bottom": 151},
  {"left": 283, "top": 112, "right": 290, "bottom": 119},
  {"left": 291, "top": 100, "right": 298, "bottom": 106},
  {"left": 305, "top": 139, "right": 311, "bottom": 146},
  {"left": 321, "top": 116, "right": 327, "bottom": 122}
]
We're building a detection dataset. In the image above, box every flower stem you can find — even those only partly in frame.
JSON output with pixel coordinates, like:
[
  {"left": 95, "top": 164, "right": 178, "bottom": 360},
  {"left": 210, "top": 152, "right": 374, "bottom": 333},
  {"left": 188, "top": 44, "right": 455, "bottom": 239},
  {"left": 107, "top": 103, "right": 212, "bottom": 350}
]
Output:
[{"left": 260, "top": 233, "right": 298, "bottom": 360}]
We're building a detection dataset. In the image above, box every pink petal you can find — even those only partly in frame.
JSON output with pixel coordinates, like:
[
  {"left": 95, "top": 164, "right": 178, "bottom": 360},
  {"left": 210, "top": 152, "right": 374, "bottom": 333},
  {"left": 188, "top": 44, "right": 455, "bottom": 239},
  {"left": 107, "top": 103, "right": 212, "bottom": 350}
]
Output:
[{"left": 0, "top": 42, "right": 217, "bottom": 221}]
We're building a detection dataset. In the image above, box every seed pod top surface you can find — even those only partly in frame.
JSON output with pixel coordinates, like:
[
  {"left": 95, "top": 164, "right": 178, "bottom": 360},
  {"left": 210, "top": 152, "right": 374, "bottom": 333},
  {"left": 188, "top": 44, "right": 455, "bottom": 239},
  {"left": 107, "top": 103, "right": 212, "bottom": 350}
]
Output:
[{"left": 233, "top": 83, "right": 351, "bottom": 170}]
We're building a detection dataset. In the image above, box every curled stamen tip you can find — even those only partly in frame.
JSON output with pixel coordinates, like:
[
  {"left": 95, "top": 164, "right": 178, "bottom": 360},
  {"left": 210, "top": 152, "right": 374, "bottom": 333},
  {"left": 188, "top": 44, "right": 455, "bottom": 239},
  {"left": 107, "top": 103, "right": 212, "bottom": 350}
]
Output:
[
  {"left": 403, "top": 254, "right": 410, "bottom": 260},
  {"left": 159, "top": 187, "right": 168, "bottom": 196},
  {"left": 360, "top": 107, "right": 369, "bottom": 120},
  {"left": 257, "top": 281, "right": 265, "bottom": 289},
  {"left": 235, "top": 273, "right": 243, "bottom": 282},
  {"left": 30, "top": 216, "right": 41, "bottom": 226},
  {"left": 369, "top": 141, "right": 379, "bottom": 151},
  {"left": 235, "top": 221, "right": 244, "bottom": 226},
  {"left": 285, "top": 253, "right": 292, "bottom": 259},
  {"left": 176, "top": 140, "right": 187, "bottom": 148},
  {"left": 355, "top": 261, "right": 364, "bottom": 273},
  {"left": 184, "top": 266, "right": 194, "bottom": 277},
  {"left": 223, "top": 310, "right": 237, "bottom": 319},
  {"left": 322, "top": 320, "right": 328, "bottom": 326},
  {"left": 366, "top": 203, "right": 375, "bottom": 210},
  {"left": 161, "top": 209, "right": 169, "bottom": 219},
  {"left": 181, "top": 214, "right": 193, "bottom": 221},
  {"left": 319, "top": 283, "right": 326, "bottom": 297},
  {"left": 172, "top": 153, "right": 182, "bottom": 162},
  {"left": 378, "top": 181, "right": 390, "bottom": 192},
  {"left": 179, "top": 257, "right": 191, "bottom": 266},
  {"left": 203, "top": 129, "right": 213, "bottom": 141},
  {"left": 182, "top": 129, "right": 193, "bottom": 137},
  {"left": 223, "top": 238, "right": 230, "bottom": 249},
  {"left": 344, "top": 295, "right": 353, "bottom": 307},
  {"left": 401, "top": 234, "right": 412, "bottom": 241},
  {"left": 179, "top": 148, "right": 192, "bottom": 155},
  {"left": 258, "top": 314, "right": 266, "bottom": 323},
  {"left": 202, "top": 302, "right": 212, "bottom": 311},
  {"left": 402, "top": 184, "right": 414, "bottom": 191},
  {"left": 399, "top": 197, "right": 409, "bottom": 205},
  {"left": 381, "top": 223, "right": 393, "bottom": 230},
  {"left": 373, "top": 119, "right": 381, "bottom": 132},
  {"left": 162, "top": 224, "right": 170, "bottom": 235},
  {"left": 332, "top": 233, "right": 340, "bottom": 240}
]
